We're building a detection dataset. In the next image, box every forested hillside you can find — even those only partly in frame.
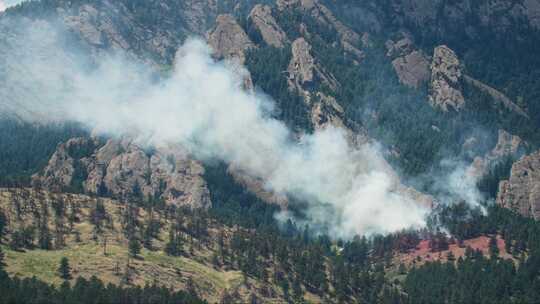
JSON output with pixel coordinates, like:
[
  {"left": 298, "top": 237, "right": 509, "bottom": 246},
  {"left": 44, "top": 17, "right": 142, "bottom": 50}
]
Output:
[{"left": 2, "top": 0, "right": 540, "bottom": 303}]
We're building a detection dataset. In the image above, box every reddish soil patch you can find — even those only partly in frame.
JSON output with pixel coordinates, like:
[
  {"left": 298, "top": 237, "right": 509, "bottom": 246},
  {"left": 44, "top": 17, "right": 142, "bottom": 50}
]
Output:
[{"left": 396, "top": 235, "right": 513, "bottom": 267}]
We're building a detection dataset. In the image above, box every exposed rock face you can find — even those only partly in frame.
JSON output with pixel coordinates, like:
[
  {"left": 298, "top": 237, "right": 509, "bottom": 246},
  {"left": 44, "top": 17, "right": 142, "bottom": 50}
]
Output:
[
  {"left": 497, "top": 150, "right": 540, "bottom": 220},
  {"left": 33, "top": 138, "right": 211, "bottom": 208},
  {"left": 277, "top": 0, "right": 364, "bottom": 60},
  {"left": 56, "top": 0, "right": 217, "bottom": 64},
  {"left": 469, "top": 130, "right": 527, "bottom": 178},
  {"left": 288, "top": 38, "right": 338, "bottom": 94},
  {"left": 207, "top": 14, "right": 255, "bottom": 64},
  {"left": 429, "top": 45, "right": 465, "bottom": 111},
  {"left": 386, "top": 37, "right": 430, "bottom": 89},
  {"left": 35, "top": 137, "right": 86, "bottom": 191},
  {"left": 248, "top": 4, "right": 288, "bottom": 48}
]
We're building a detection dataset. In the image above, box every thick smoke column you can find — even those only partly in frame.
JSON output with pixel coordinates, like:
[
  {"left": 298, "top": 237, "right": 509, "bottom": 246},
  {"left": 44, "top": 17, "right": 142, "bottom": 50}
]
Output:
[{"left": 1, "top": 24, "right": 429, "bottom": 238}]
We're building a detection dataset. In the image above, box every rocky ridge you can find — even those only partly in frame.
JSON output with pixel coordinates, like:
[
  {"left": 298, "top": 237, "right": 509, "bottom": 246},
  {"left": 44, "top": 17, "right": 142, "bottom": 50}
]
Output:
[
  {"left": 385, "top": 36, "right": 430, "bottom": 89},
  {"left": 428, "top": 45, "right": 465, "bottom": 111},
  {"left": 497, "top": 150, "right": 540, "bottom": 220},
  {"left": 33, "top": 138, "right": 211, "bottom": 208},
  {"left": 248, "top": 4, "right": 288, "bottom": 48},
  {"left": 277, "top": 0, "right": 365, "bottom": 60},
  {"left": 207, "top": 14, "right": 255, "bottom": 64}
]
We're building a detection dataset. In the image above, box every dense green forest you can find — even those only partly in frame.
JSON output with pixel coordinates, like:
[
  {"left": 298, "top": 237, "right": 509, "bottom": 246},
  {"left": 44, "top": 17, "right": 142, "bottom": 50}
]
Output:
[{"left": 2, "top": 0, "right": 540, "bottom": 303}]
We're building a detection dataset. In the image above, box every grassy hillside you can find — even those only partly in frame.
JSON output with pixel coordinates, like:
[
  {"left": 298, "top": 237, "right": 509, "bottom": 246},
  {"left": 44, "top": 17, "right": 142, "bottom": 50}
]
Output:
[{"left": 0, "top": 188, "right": 308, "bottom": 303}]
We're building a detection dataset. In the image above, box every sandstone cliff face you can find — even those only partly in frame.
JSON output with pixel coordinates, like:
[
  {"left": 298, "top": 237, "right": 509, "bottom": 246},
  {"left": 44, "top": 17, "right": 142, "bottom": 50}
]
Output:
[
  {"left": 248, "top": 4, "right": 288, "bottom": 48},
  {"left": 386, "top": 37, "right": 430, "bottom": 89},
  {"left": 207, "top": 14, "right": 255, "bottom": 64},
  {"left": 497, "top": 150, "right": 540, "bottom": 220},
  {"left": 34, "top": 138, "right": 211, "bottom": 208},
  {"left": 429, "top": 45, "right": 465, "bottom": 111}
]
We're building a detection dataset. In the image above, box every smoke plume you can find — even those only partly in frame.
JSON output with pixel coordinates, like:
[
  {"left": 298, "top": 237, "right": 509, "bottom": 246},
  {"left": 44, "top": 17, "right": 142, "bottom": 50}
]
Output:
[
  {"left": 0, "top": 0, "right": 24, "bottom": 12},
  {"left": 0, "top": 21, "right": 435, "bottom": 238}
]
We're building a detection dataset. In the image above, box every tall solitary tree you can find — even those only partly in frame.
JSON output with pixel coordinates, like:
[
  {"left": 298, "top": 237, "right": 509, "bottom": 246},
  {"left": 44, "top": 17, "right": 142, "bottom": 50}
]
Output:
[
  {"left": 58, "top": 257, "right": 71, "bottom": 280},
  {"left": 0, "top": 247, "right": 6, "bottom": 270},
  {"left": 128, "top": 238, "right": 141, "bottom": 257},
  {"left": 0, "top": 210, "right": 7, "bottom": 243}
]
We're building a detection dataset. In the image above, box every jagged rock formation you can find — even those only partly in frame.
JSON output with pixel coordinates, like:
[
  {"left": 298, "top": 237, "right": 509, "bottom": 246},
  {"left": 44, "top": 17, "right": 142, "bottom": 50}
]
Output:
[
  {"left": 248, "top": 4, "right": 288, "bottom": 48},
  {"left": 207, "top": 14, "right": 255, "bottom": 64},
  {"left": 33, "top": 138, "right": 211, "bottom": 208},
  {"left": 287, "top": 38, "right": 338, "bottom": 96},
  {"left": 277, "top": 0, "right": 365, "bottom": 60},
  {"left": 57, "top": 0, "right": 221, "bottom": 63},
  {"left": 468, "top": 130, "right": 527, "bottom": 178},
  {"left": 497, "top": 150, "right": 540, "bottom": 220},
  {"left": 429, "top": 45, "right": 465, "bottom": 111},
  {"left": 386, "top": 37, "right": 430, "bottom": 89},
  {"left": 207, "top": 13, "right": 256, "bottom": 90}
]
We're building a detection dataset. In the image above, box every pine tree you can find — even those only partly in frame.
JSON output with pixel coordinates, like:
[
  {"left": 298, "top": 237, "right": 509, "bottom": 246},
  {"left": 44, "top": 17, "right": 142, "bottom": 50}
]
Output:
[
  {"left": 58, "top": 257, "right": 71, "bottom": 280},
  {"left": 38, "top": 204, "right": 52, "bottom": 250},
  {"left": 165, "top": 226, "right": 183, "bottom": 256},
  {"left": 0, "top": 210, "right": 6, "bottom": 243},
  {"left": 128, "top": 238, "right": 141, "bottom": 257},
  {"left": 489, "top": 236, "right": 500, "bottom": 258},
  {"left": 0, "top": 246, "right": 6, "bottom": 270}
]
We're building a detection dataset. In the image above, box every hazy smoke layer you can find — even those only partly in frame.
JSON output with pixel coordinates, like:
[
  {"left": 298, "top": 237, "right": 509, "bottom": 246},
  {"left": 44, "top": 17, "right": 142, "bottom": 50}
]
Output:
[
  {"left": 0, "top": 0, "right": 23, "bottom": 12},
  {"left": 1, "top": 23, "right": 430, "bottom": 238}
]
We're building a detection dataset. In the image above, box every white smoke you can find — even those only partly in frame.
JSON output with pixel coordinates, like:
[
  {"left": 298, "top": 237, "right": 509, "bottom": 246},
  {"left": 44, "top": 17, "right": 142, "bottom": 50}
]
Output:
[
  {"left": 1, "top": 22, "right": 429, "bottom": 238},
  {"left": 0, "top": 0, "right": 24, "bottom": 12}
]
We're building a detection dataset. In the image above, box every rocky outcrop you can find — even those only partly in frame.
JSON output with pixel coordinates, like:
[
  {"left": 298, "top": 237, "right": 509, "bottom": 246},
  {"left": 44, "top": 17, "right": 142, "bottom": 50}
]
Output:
[
  {"left": 207, "top": 14, "right": 255, "bottom": 64},
  {"left": 248, "top": 4, "right": 288, "bottom": 48},
  {"left": 429, "top": 45, "right": 465, "bottom": 111},
  {"left": 497, "top": 150, "right": 540, "bottom": 220},
  {"left": 277, "top": 0, "right": 364, "bottom": 60},
  {"left": 386, "top": 37, "right": 430, "bottom": 89},
  {"left": 287, "top": 38, "right": 338, "bottom": 94},
  {"left": 469, "top": 130, "right": 527, "bottom": 178},
  {"left": 33, "top": 138, "right": 211, "bottom": 208},
  {"left": 35, "top": 137, "right": 87, "bottom": 192}
]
